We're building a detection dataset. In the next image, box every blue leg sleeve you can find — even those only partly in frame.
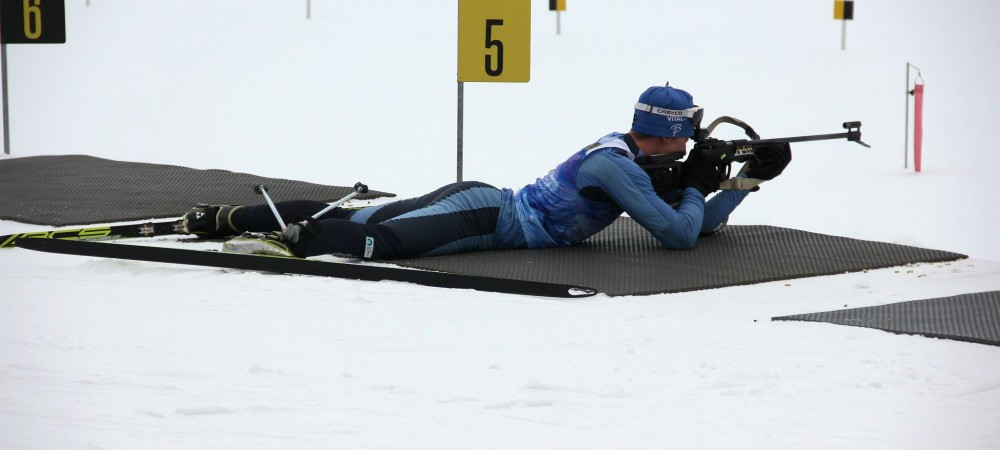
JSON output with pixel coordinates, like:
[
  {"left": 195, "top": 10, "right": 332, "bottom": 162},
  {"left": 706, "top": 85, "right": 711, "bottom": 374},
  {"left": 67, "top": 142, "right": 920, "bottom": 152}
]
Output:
[{"left": 300, "top": 182, "right": 504, "bottom": 259}]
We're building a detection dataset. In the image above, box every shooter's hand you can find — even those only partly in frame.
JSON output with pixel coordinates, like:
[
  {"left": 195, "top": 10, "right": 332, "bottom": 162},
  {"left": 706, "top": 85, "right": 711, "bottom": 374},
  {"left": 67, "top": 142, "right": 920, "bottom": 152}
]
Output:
[
  {"left": 681, "top": 149, "right": 723, "bottom": 197},
  {"left": 745, "top": 142, "right": 792, "bottom": 180}
]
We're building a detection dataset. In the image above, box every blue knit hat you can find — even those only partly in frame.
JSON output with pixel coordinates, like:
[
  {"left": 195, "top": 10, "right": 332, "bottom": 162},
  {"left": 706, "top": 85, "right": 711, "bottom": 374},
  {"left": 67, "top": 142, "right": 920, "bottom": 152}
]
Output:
[{"left": 631, "top": 85, "right": 699, "bottom": 138}]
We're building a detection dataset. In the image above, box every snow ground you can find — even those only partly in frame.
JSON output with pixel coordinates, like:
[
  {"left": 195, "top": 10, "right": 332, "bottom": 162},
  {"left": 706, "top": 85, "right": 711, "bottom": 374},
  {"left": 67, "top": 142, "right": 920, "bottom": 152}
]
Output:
[{"left": 2, "top": 1, "right": 1000, "bottom": 448}]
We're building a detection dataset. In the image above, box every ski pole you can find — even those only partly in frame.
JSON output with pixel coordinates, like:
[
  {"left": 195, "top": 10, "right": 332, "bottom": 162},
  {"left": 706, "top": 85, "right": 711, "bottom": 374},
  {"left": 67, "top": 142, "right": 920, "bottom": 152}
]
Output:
[
  {"left": 253, "top": 184, "right": 286, "bottom": 229},
  {"left": 254, "top": 182, "right": 370, "bottom": 229},
  {"left": 311, "top": 182, "right": 369, "bottom": 219}
]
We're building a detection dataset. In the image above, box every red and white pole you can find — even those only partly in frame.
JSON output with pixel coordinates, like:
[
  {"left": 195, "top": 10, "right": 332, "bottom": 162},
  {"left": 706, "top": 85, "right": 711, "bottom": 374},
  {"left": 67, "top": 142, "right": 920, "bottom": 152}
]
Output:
[
  {"left": 904, "top": 63, "right": 923, "bottom": 172},
  {"left": 913, "top": 82, "right": 924, "bottom": 172}
]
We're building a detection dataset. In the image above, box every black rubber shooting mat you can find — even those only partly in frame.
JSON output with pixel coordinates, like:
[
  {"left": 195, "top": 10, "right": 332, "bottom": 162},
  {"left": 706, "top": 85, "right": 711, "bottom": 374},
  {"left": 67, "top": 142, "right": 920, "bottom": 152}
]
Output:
[
  {"left": 392, "top": 218, "right": 967, "bottom": 296},
  {"left": 773, "top": 291, "right": 1000, "bottom": 347},
  {"left": 0, "top": 155, "right": 394, "bottom": 226}
]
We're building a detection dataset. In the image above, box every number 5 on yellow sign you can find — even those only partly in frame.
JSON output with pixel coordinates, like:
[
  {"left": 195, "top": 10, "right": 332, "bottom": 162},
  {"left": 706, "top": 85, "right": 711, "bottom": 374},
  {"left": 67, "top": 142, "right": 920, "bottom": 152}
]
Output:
[{"left": 457, "top": 0, "right": 530, "bottom": 83}]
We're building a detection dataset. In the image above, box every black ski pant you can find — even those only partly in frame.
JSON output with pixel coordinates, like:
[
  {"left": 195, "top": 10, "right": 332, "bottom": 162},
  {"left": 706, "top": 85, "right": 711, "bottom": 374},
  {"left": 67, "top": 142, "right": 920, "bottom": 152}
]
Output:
[{"left": 234, "top": 181, "right": 506, "bottom": 259}]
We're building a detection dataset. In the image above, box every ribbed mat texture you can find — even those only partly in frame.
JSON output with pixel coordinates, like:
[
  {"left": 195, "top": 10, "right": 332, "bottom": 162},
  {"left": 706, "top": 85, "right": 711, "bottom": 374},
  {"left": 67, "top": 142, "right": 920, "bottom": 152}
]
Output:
[
  {"left": 393, "top": 218, "right": 966, "bottom": 296},
  {"left": 773, "top": 291, "right": 1000, "bottom": 347},
  {"left": 0, "top": 155, "right": 393, "bottom": 226}
]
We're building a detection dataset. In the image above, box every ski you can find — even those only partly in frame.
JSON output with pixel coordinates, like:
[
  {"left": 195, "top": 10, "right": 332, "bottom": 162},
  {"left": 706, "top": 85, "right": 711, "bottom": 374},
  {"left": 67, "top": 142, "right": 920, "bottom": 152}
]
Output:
[
  {"left": 17, "top": 238, "right": 599, "bottom": 298},
  {"left": 0, "top": 219, "right": 185, "bottom": 249}
]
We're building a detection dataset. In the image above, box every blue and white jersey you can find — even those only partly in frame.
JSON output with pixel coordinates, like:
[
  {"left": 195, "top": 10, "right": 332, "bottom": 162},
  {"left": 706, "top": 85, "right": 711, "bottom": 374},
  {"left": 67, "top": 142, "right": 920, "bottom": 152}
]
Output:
[{"left": 507, "top": 132, "right": 750, "bottom": 249}]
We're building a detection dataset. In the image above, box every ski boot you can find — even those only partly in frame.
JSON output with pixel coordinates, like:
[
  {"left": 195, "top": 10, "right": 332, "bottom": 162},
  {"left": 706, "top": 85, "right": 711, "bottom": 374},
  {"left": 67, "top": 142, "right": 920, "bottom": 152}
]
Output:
[
  {"left": 181, "top": 204, "right": 243, "bottom": 238},
  {"left": 222, "top": 220, "right": 319, "bottom": 258},
  {"left": 222, "top": 232, "right": 299, "bottom": 258}
]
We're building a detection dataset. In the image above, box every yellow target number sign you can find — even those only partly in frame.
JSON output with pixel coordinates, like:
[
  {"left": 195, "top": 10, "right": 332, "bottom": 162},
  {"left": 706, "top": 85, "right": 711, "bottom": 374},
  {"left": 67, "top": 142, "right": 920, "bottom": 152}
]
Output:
[{"left": 457, "top": 0, "right": 530, "bottom": 82}]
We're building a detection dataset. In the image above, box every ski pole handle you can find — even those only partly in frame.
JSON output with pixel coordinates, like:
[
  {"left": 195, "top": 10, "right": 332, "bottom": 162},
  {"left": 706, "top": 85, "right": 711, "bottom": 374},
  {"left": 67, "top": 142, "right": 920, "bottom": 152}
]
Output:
[
  {"left": 312, "top": 182, "right": 369, "bottom": 219},
  {"left": 254, "top": 184, "right": 286, "bottom": 229}
]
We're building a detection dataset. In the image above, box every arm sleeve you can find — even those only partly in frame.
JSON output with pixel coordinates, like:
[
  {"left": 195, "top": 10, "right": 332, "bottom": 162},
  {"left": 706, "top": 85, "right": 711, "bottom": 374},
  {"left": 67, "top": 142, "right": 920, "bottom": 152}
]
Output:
[
  {"left": 577, "top": 151, "right": 706, "bottom": 249},
  {"left": 701, "top": 175, "right": 752, "bottom": 234}
]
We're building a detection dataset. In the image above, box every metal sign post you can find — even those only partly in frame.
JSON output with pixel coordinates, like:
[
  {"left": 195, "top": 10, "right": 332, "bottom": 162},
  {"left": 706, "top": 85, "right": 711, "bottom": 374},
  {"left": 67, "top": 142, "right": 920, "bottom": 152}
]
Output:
[
  {"left": 1, "top": 43, "right": 9, "bottom": 155},
  {"left": 456, "top": 0, "right": 530, "bottom": 182},
  {"left": 457, "top": 81, "right": 464, "bottom": 181}
]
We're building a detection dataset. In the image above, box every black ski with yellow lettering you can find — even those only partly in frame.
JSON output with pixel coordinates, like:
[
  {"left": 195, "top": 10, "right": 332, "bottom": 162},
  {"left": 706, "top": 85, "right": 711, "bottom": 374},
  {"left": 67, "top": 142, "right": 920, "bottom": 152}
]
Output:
[
  {"left": 17, "top": 239, "right": 598, "bottom": 298},
  {"left": 0, "top": 219, "right": 184, "bottom": 249}
]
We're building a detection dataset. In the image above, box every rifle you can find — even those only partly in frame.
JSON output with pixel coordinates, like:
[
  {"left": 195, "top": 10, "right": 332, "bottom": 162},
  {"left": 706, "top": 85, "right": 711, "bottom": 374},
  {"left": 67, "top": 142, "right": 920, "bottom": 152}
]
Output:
[{"left": 637, "top": 117, "right": 870, "bottom": 197}]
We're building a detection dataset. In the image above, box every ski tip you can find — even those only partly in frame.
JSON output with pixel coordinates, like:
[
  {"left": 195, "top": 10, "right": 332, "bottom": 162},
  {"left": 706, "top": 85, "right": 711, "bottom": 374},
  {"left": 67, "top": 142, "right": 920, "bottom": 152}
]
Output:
[{"left": 568, "top": 287, "right": 599, "bottom": 297}]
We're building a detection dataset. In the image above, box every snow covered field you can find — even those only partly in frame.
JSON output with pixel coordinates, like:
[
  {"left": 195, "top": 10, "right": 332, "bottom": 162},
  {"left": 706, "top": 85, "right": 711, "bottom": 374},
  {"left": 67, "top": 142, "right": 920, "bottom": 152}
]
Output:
[{"left": 2, "top": 1, "right": 1000, "bottom": 448}]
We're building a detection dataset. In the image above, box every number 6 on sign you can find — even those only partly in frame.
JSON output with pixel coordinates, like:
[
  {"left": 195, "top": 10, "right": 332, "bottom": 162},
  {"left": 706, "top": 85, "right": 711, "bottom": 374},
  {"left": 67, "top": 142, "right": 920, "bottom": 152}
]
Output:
[
  {"left": 24, "top": 0, "right": 42, "bottom": 40},
  {"left": 458, "top": 0, "right": 529, "bottom": 82},
  {"left": 0, "top": 0, "right": 66, "bottom": 44}
]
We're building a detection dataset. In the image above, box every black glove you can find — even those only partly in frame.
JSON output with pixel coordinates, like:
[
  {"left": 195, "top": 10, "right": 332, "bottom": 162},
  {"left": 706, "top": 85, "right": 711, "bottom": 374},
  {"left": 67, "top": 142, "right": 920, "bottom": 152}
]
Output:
[
  {"left": 744, "top": 142, "right": 792, "bottom": 180},
  {"left": 680, "top": 149, "right": 722, "bottom": 197}
]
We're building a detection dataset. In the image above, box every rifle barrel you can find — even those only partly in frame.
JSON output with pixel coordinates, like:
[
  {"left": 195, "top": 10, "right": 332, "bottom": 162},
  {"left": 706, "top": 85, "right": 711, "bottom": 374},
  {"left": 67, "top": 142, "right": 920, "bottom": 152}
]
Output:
[
  {"left": 750, "top": 132, "right": 853, "bottom": 145},
  {"left": 695, "top": 121, "right": 869, "bottom": 155}
]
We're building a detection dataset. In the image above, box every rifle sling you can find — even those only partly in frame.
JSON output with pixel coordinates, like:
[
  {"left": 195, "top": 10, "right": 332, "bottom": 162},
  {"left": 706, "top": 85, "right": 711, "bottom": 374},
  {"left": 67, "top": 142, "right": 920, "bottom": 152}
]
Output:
[{"left": 718, "top": 177, "right": 763, "bottom": 190}]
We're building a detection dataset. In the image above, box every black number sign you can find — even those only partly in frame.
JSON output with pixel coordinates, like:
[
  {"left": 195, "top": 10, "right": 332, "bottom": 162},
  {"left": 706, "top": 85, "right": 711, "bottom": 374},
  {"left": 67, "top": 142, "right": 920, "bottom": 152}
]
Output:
[{"left": 1, "top": 0, "right": 66, "bottom": 44}]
